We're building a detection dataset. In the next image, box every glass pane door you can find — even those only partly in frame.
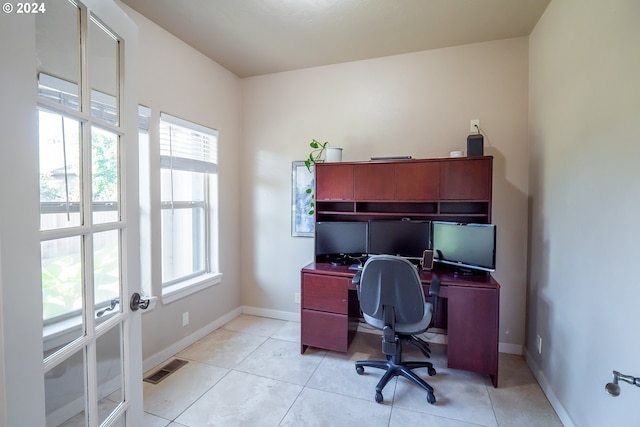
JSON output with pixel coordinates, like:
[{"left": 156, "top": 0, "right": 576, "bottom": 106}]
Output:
[{"left": 36, "top": 1, "right": 141, "bottom": 425}]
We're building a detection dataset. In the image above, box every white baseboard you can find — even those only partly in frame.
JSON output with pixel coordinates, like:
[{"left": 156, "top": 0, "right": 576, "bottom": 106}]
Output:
[
  {"left": 499, "top": 342, "right": 523, "bottom": 355},
  {"left": 241, "top": 306, "right": 300, "bottom": 322},
  {"left": 142, "top": 307, "right": 242, "bottom": 373},
  {"left": 142, "top": 307, "right": 301, "bottom": 374},
  {"left": 525, "top": 348, "right": 575, "bottom": 427}
]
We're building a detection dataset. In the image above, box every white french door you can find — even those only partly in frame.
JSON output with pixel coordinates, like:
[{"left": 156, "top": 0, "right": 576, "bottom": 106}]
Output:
[{"left": 0, "top": 1, "right": 141, "bottom": 426}]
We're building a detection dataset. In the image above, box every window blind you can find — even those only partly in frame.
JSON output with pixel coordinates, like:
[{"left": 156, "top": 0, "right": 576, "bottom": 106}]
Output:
[{"left": 159, "top": 113, "right": 218, "bottom": 174}]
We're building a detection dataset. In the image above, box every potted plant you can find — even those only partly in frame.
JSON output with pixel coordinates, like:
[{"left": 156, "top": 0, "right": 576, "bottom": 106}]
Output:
[
  {"left": 304, "top": 139, "right": 330, "bottom": 172},
  {"left": 302, "top": 139, "right": 326, "bottom": 216}
]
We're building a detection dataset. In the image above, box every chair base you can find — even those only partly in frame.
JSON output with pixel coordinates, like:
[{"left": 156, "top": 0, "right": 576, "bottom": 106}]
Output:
[
  {"left": 355, "top": 355, "right": 436, "bottom": 404},
  {"left": 400, "top": 334, "right": 431, "bottom": 358}
]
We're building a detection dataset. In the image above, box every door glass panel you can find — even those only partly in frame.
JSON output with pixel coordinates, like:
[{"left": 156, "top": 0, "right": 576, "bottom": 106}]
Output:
[
  {"left": 94, "top": 230, "right": 121, "bottom": 324},
  {"left": 36, "top": 0, "right": 80, "bottom": 109},
  {"left": 92, "top": 126, "right": 119, "bottom": 224},
  {"left": 96, "top": 326, "right": 123, "bottom": 425},
  {"left": 89, "top": 15, "right": 119, "bottom": 125},
  {"left": 42, "top": 236, "right": 85, "bottom": 359},
  {"left": 39, "top": 110, "right": 82, "bottom": 230},
  {"left": 45, "top": 348, "right": 86, "bottom": 427}
]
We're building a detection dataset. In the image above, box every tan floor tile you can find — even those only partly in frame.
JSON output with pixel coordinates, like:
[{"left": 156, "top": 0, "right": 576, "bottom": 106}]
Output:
[
  {"left": 141, "top": 315, "right": 563, "bottom": 427},
  {"left": 280, "top": 387, "right": 392, "bottom": 427},
  {"left": 143, "top": 359, "right": 227, "bottom": 420},
  {"left": 177, "top": 328, "right": 267, "bottom": 368},
  {"left": 235, "top": 338, "right": 326, "bottom": 385},
  {"left": 175, "top": 370, "right": 302, "bottom": 427},
  {"left": 221, "top": 314, "right": 287, "bottom": 337}
]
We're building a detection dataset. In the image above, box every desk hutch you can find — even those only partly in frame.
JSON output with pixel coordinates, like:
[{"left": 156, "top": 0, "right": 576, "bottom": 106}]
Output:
[{"left": 300, "top": 156, "right": 500, "bottom": 387}]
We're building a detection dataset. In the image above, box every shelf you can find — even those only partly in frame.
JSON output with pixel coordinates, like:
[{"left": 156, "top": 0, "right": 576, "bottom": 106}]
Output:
[
  {"left": 314, "top": 156, "right": 493, "bottom": 225},
  {"left": 356, "top": 201, "right": 438, "bottom": 215},
  {"left": 439, "top": 201, "right": 490, "bottom": 216},
  {"left": 316, "top": 201, "right": 355, "bottom": 213}
]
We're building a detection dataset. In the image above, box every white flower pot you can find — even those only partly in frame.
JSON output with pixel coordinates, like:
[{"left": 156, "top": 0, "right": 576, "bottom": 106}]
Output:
[{"left": 325, "top": 147, "right": 343, "bottom": 162}]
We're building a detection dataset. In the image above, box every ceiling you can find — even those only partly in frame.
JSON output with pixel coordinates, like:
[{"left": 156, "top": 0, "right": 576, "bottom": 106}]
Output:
[{"left": 120, "top": 0, "right": 551, "bottom": 78}]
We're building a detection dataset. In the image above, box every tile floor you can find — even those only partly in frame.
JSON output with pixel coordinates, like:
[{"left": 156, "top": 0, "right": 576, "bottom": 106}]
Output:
[{"left": 143, "top": 314, "right": 563, "bottom": 427}]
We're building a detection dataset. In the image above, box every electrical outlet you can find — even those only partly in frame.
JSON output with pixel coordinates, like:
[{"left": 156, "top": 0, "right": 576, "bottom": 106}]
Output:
[
  {"left": 182, "top": 311, "right": 189, "bottom": 327},
  {"left": 536, "top": 335, "right": 542, "bottom": 354},
  {"left": 294, "top": 292, "right": 301, "bottom": 304},
  {"left": 470, "top": 119, "right": 480, "bottom": 133}
]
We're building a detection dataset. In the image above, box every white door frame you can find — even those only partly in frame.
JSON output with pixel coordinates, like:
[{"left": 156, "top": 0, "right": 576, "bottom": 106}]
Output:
[{"left": 0, "top": 1, "right": 142, "bottom": 425}]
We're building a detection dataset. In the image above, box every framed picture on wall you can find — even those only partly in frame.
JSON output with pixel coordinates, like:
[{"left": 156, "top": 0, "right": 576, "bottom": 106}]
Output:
[{"left": 291, "top": 161, "right": 315, "bottom": 237}]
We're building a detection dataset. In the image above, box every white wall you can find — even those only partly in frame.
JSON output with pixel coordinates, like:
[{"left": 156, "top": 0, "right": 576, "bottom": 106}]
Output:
[
  {"left": 240, "top": 38, "right": 530, "bottom": 350},
  {"left": 117, "top": 3, "right": 243, "bottom": 363},
  {"left": 528, "top": 1, "right": 640, "bottom": 425}
]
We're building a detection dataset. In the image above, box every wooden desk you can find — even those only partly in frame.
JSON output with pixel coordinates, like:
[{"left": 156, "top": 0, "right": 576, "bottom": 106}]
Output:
[{"left": 300, "top": 262, "right": 500, "bottom": 387}]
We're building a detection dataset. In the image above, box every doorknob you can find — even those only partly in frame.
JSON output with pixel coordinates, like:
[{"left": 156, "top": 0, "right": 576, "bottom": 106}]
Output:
[
  {"left": 130, "top": 292, "right": 150, "bottom": 311},
  {"left": 606, "top": 370, "right": 640, "bottom": 396}
]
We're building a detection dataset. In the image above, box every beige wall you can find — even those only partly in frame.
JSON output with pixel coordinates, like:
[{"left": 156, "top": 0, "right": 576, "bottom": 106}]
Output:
[
  {"left": 118, "top": 3, "right": 243, "bottom": 362},
  {"left": 241, "top": 37, "right": 530, "bottom": 350},
  {"left": 528, "top": 0, "right": 640, "bottom": 425}
]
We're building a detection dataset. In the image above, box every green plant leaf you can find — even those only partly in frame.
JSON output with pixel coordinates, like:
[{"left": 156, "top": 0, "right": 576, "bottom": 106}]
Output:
[{"left": 305, "top": 188, "right": 312, "bottom": 194}]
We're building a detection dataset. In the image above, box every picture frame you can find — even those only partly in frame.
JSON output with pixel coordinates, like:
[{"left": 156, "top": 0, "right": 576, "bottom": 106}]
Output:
[{"left": 291, "top": 161, "right": 315, "bottom": 237}]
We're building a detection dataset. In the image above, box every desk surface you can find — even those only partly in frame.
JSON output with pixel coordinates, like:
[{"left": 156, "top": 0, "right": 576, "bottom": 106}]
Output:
[{"left": 302, "top": 262, "right": 500, "bottom": 290}]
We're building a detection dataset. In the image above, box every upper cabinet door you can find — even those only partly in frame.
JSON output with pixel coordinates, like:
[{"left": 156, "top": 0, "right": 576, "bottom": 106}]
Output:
[
  {"left": 315, "top": 164, "right": 354, "bottom": 200},
  {"left": 440, "top": 158, "right": 492, "bottom": 200},
  {"left": 353, "top": 163, "right": 395, "bottom": 200},
  {"left": 395, "top": 161, "right": 440, "bottom": 200}
]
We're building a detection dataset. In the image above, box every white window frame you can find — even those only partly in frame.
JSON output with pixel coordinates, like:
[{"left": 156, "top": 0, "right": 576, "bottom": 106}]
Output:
[{"left": 158, "top": 112, "right": 222, "bottom": 303}]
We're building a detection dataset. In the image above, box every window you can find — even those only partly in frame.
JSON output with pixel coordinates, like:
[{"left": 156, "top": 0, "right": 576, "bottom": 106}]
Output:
[{"left": 159, "top": 113, "right": 219, "bottom": 291}]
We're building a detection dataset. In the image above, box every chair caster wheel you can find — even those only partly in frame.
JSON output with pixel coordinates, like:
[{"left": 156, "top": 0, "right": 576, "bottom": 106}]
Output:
[
  {"left": 427, "top": 392, "right": 436, "bottom": 404},
  {"left": 375, "top": 391, "right": 383, "bottom": 403},
  {"left": 428, "top": 367, "right": 436, "bottom": 376},
  {"left": 356, "top": 365, "right": 364, "bottom": 375}
]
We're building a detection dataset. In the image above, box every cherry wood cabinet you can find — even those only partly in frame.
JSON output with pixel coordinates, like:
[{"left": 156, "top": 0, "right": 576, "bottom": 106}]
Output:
[
  {"left": 303, "top": 156, "right": 499, "bottom": 385},
  {"left": 440, "top": 158, "right": 491, "bottom": 200},
  {"left": 395, "top": 161, "right": 441, "bottom": 200},
  {"left": 314, "top": 156, "right": 492, "bottom": 224},
  {"left": 353, "top": 163, "right": 395, "bottom": 200},
  {"left": 447, "top": 285, "right": 499, "bottom": 386},
  {"left": 300, "top": 271, "right": 358, "bottom": 353},
  {"left": 315, "top": 164, "right": 353, "bottom": 200},
  {"left": 300, "top": 263, "right": 500, "bottom": 387}
]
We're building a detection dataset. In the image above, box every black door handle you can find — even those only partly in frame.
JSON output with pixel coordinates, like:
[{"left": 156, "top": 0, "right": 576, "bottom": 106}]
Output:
[{"left": 130, "top": 292, "right": 150, "bottom": 311}]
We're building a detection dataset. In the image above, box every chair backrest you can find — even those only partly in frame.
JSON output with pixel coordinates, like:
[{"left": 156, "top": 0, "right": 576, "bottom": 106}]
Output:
[{"left": 358, "top": 255, "right": 426, "bottom": 325}]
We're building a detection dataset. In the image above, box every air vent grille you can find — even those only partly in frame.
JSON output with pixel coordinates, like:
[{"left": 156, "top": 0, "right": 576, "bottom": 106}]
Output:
[{"left": 143, "top": 358, "right": 188, "bottom": 384}]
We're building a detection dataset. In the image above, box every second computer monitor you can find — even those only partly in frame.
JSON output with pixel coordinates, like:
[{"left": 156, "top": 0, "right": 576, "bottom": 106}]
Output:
[
  {"left": 315, "top": 221, "right": 369, "bottom": 256},
  {"left": 368, "top": 220, "right": 431, "bottom": 259}
]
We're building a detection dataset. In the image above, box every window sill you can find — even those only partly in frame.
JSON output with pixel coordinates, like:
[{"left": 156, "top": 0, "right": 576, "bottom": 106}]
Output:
[{"left": 161, "top": 272, "right": 223, "bottom": 304}]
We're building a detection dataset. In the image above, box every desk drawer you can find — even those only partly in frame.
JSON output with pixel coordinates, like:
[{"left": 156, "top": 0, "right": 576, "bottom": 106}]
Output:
[
  {"left": 301, "top": 309, "right": 349, "bottom": 352},
  {"left": 302, "top": 273, "right": 349, "bottom": 314}
]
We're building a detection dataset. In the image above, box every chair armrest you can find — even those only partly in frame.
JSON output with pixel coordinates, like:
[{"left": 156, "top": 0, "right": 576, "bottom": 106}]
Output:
[
  {"left": 352, "top": 270, "right": 362, "bottom": 286},
  {"left": 429, "top": 275, "right": 441, "bottom": 297}
]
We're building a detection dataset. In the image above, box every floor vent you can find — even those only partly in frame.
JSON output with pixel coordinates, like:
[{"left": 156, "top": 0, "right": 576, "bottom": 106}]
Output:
[{"left": 144, "top": 359, "right": 188, "bottom": 385}]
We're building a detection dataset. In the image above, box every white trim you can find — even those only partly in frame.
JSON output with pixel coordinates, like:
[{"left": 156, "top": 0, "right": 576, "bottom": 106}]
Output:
[
  {"left": 525, "top": 348, "right": 576, "bottom": 427},
  {"left": 498, "top": 342, "right": 523, "bottom": 355},
  {"left": 161, "top": 272, "right": 223, "bottom": 304},
  {"left": 160, "top": 112, "right": 218, "bottom": 137},
  {"left": 241, "top": 306, "right": 300, "bottom": 322},
  {"left": 142, "top": 307, "right": 241, "bottom": 373}
]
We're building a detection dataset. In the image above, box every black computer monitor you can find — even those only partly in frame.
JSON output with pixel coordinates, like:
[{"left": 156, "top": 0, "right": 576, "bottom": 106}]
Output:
[
  {"left": 315, "top": 221, "right": 368, "bottom": 256},
  {"left": 432, "top": 221, "right": 496, "bottom": 273},
  {"left": 368, "top": 220, "right": 431, "bottom": 259}
]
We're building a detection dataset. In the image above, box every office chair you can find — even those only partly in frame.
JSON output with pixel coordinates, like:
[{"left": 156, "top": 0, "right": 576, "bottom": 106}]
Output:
[{"left": 353, "top": 255, "right": 440, "bottom": 404}]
